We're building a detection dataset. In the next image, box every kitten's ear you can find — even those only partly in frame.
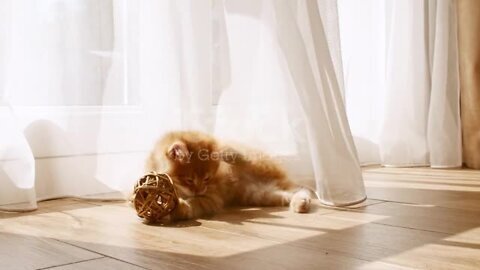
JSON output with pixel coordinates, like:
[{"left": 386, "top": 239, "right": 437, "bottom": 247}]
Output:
[{"left": 167, "top": 141, "right": 189, "bottom": 163}]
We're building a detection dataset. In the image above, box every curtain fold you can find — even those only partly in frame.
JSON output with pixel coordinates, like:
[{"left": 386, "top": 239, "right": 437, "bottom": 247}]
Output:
[
  {"left": 382, "top": 0, "right": 461, "bottom": 167},
  {"left": 458, "top": 0, "right": 480, "bottom": 169},
  {"left": 0, "top": 105, "right": 36, "bottom": 211},
  {"left": 0, "top": 0, "right": 36, "bottom": 211},
  {"left": 428, "top": 0, "right": 462, "bottom": 167},
  {"left": 272, "top": 0, "right": 365, "bottom": 205}
]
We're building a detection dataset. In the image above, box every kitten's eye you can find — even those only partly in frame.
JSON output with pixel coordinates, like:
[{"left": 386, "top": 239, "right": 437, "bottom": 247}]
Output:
[
  {"left": 203, "top": 176, "right": 210, "bottom": 182},
  {"left": 183, "top": 178, "right": 194, "bottom": 185}
]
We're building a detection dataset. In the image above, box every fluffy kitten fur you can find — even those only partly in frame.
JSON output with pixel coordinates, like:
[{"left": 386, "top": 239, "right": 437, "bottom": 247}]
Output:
[{"left": 145, "top": 131, "right": 313, "bottom": 221}]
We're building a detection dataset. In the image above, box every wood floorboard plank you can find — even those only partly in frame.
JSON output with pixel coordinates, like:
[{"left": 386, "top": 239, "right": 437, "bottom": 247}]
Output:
[
  {"left": 0, "top": 232, "right": 102, "bottom": 270},
  {"left": 348, "top": 202, "right": 480, "bottom": 235},
  {"left": 43, "top": 257, "right": 144, "bottom": 270},
  {"left": 0, "top": 200, "right": 102, "bottom": 220},
  {"left": 363, "top": 168, "right": 480, "bottom": 211},
  {"left": 321, "top": 202, "right": 480, "bottom": 269}
]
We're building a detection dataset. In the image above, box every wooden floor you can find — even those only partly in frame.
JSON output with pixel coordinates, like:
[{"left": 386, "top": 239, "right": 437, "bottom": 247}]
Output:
[{"left": 1, "top": 167, "right": 480, "bottom": 270}]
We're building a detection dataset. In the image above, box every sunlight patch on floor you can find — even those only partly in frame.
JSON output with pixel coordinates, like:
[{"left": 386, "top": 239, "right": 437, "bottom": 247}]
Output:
[
  {"left": 443, "top": 227, "right": 480, "bottom": 245},
  {"left": 381, "top": 242, "right": 480, "bottom": 269}
]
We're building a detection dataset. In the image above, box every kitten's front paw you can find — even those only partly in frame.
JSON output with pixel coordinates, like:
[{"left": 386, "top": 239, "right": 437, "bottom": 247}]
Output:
[
  {"left": 290, "top": 192, "right": 311, "bottom": 213},
  {"left": 171, "top": 199, "right": 193, "bottom": 221}
]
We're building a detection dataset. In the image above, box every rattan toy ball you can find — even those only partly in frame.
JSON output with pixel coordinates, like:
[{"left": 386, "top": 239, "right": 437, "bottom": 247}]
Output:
[{"left": 133, "top": 171, "right": 178, "bottom": 223}]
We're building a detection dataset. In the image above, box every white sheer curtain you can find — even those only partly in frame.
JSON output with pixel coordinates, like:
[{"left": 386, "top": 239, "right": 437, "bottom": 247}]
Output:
[
  {"left": 0, "top": 0, "right": 36, "bottom": 211},
  {"left": 0, "top": 0, "right": 366, "bottom": 211},
  {"left": 0, "top": 106, "right": 36, "bottom": 211},
  {"left": 339, "top": 0, "right": 461, "bottom": 168}
]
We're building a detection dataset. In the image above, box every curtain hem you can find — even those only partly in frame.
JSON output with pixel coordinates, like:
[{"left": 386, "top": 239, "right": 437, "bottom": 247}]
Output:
[{"left": 317, "top": 195, "right": 367, "bottom": 207}]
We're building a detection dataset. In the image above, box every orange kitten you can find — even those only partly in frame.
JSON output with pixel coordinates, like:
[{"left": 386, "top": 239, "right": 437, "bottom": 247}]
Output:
[{"left": 146, "top": 131, "right": 313, "bottom": 221}]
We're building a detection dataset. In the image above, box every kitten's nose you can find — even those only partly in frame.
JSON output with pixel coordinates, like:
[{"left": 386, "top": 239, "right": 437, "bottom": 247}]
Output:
[{"left": 195, "top": 187, "right": 207, "bottom": 195}]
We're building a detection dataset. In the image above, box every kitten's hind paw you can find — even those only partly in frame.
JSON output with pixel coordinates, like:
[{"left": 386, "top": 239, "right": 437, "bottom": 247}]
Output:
[{"left": 290, "top": 190, "right": 311, "bottom": 213}]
